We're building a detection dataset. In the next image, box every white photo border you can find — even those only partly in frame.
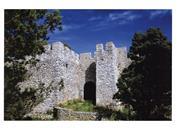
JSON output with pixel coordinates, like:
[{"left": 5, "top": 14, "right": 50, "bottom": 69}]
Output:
[{"left": 0, "top": 0, "right": 181, "bottom": 128}]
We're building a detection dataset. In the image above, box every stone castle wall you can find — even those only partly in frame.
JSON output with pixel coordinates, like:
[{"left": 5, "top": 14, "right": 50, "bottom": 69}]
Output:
[
  {"left": 18, "top": 42, "right": 81, "bottom": 113},
  {"left": 18, "top": 41, "right": 131, "bottom": 114}
]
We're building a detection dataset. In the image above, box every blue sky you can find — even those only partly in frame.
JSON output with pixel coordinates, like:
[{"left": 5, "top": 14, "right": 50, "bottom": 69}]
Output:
[{"left": 48, "top": 10, "right": 172, "bottom": 53}]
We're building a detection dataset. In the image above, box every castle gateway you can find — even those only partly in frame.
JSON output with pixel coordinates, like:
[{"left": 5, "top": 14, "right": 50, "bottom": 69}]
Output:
[{"left": 18, "top": 41, "right": 131, "bottom": 114}]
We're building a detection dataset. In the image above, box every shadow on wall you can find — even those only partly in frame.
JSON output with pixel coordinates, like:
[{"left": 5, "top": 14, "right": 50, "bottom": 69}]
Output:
[
  {"left": 85, "top": 62, "right": 96, "bottom": 82},
  {"left": 84, "top": 81, "right": 96, "bottom": 105},
  {"left": 84, "top": 62, "right": 96, "bottom": 105}
]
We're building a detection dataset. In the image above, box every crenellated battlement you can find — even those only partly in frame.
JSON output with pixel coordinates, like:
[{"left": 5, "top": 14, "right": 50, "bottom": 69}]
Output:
[
  {"left": 95, "top": 41, "right": 121, "bottom": 57},
  {"left": 42, "top": 41, "right": 127, "bottom": 64},
  {"left": 41, "top": 42, "right": 80, "bottom": 63},
  {"left": 51, "top": 41, "right": 64, "bottom": 51},
  {"left": 96, "top": 41, "right": 115, "bottom": 52},
  {"left": 96, "top": 44, "right": 104, "bottom": 52},
  {"left": 105, "top": 41, "right": 115, "bottom": 51}
]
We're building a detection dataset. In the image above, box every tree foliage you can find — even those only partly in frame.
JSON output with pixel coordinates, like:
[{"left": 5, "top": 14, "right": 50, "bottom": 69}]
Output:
[
  {"left": 5, "top": 9, "right": 62, "bottom": 61},
  {"left": 4, "top": 9, "right": 62, "bottom": 120},
  {"left": 114, "top": 28, "right": 172, "bottom": 120}
]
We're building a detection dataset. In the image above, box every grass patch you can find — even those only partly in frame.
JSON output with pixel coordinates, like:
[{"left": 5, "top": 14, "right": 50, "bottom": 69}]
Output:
[{"left": 58, "top": 99, "right": 94, "bottom": 112}]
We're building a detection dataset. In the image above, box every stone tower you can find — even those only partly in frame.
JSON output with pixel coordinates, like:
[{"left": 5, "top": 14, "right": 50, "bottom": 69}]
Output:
[
  {"left": 96, "top": 42, "right": 118, "bottom": 106},
  {"left": 95, "top": 42, "right": 130, "bottom": 106}
]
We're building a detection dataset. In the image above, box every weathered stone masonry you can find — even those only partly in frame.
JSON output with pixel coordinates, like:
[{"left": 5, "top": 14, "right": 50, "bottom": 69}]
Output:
[{"left": 18, "top": 41, "right": 131, "bottom": 114}]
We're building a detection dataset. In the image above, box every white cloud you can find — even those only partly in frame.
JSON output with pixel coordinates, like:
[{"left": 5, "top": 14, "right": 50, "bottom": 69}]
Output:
[
  {"left": 91, "top": 11, "right": 141, "bottom": 31},
  {"left": 150, "top": 10, "right": 170, "bottom": 19},
  {"left": 62, "top": 24, "right": 84, "bottom": 32},
  {"left": 108, "top": 11, "right": 141, "bottom": 21},
  {"left": 109, "top": 11, "right": 130, "bottom": 21}
]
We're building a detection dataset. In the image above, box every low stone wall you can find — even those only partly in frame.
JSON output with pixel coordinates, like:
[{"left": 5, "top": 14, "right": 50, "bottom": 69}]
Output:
[
  {"left": 53, "top": 107, "right": 97, "bottom": 120},
  {"left": 23, "top": 113, "right": 53, "bottom": 120}
]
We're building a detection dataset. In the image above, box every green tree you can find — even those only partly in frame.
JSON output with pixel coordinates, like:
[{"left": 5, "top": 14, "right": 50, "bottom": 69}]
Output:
[
  {"left": 4, "top": 9, "right": 62, "bottom": 120},
  {"left": 114, "top": 28, "right": 172, "bottom": 120},
  {"left": 5, "top": 9, "right": 62, "bottom": 60}
]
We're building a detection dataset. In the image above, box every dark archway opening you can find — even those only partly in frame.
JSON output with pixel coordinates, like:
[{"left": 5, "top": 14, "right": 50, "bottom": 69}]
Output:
[{"left": 84, "top": 81, "right": 96, "bottom": 105}]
